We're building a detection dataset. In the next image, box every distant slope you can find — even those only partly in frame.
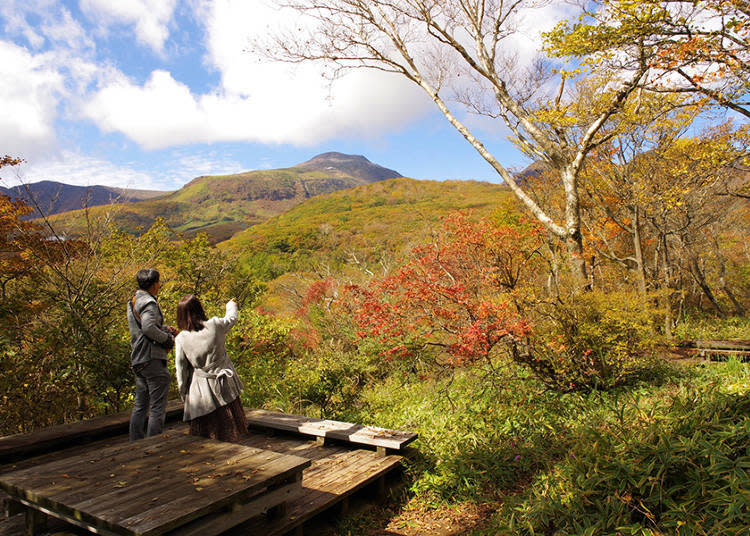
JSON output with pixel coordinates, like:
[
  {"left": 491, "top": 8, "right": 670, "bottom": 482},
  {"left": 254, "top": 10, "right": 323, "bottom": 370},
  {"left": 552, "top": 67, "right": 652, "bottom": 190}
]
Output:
[
  {"left": 0, "top": 181, "right": 166, "bottom": 217},
  {"left": 49, "top": 153, "right": 403, "bottom": 242},
  {"left": 222, "top": 177, "right": 516, "bottom": 284}
]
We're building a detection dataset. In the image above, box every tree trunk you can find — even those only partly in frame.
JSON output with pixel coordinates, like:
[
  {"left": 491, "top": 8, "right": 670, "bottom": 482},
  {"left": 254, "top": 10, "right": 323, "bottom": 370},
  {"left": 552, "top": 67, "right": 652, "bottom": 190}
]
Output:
[
  {"left": 565, "top": 229, "right": 588, "bottom": 289},
  {"left": 632, "top": 206, "right": 647, "bottom": 295},
  {"left": 562, "top": 167, "right": 588, "bottom": 290},
  {"left": 660, "top": 234, "right": 673, "bottom": 338},
  {"left": 687, "top": 252, "right": 725, "bottom": 316}
]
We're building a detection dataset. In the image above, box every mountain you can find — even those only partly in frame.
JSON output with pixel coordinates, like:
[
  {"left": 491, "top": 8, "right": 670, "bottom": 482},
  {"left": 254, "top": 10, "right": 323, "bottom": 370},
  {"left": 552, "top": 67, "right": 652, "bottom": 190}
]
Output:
[
  {"left": 293, "top": 152, "right": 402, "bottom": 182},
  {"left": 48, "top": 153, "right": 403, "bottom": 242},
  {"left": 0, "top": 181, "right": 166, "bottom": 218},
  {"left": 514, "top": 161, "right": 548, "bottom": 182},
  {"left": 220, "top": 177, "right": 516, "bottom": 313}
]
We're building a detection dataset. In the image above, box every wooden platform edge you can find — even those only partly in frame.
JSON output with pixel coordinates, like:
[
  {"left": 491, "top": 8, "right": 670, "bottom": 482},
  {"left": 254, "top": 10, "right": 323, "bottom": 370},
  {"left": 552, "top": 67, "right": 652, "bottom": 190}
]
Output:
[
  {"left": 239, "top": 453, "right": 406, "bottom": 536},
  {"left": 0, "top": 400, "right": 184, "bottom": 465}
]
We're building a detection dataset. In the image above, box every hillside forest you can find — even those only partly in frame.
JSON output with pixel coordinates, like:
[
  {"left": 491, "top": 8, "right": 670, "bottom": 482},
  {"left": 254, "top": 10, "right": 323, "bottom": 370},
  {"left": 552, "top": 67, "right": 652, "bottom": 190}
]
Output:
[{"left": 2, "top": 1, "right": 750, "bottom": 534}]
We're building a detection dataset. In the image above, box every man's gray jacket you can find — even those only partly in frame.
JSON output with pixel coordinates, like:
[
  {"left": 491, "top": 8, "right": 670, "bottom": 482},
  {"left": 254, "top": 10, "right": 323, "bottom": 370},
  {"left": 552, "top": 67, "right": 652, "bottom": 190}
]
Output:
[{"left": 128, "top": 289, "right": 174, "bottom": 367}]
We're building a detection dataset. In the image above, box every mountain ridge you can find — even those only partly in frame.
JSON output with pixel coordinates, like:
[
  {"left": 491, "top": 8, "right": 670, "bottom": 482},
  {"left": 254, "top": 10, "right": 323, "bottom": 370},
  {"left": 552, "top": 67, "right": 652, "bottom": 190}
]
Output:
[
  {"left": 46, "top": 153, "right": 404, "bottom": 242},
  {"left": 0, "top": 181, "right": 166, "bottom": 218}
]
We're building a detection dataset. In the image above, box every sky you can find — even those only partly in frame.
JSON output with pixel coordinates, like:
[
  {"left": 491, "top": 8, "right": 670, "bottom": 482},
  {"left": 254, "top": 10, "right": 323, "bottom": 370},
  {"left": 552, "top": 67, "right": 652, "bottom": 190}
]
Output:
[{"left": 0, "top": 0, "right": 563, "bottom": 191}]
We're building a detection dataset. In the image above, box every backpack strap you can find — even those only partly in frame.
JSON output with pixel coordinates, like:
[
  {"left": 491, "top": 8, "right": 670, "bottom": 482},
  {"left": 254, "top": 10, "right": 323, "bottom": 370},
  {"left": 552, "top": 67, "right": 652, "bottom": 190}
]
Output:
[{"left": 130, "top": 296, "right": 142, "bottom": 327}]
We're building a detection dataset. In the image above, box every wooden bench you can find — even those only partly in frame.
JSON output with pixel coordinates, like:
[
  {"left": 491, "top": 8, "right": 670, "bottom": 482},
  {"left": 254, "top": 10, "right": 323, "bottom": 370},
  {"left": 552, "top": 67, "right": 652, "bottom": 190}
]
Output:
[
  {"left": 0, "top": 400, "right": 184, "bottom": 465},
  {"left": 245, "top": 410, "right": 417, "bottom": 456},
  {"left": 0, "top": 430, "right": 310, "bottom": 536}
]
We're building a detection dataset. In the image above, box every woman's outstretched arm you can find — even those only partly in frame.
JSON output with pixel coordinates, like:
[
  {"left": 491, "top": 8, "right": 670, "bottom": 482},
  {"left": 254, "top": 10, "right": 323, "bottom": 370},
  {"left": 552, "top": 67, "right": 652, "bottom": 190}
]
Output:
[{"left": 214, "top": 299, "right": 238, "bottom": 332}]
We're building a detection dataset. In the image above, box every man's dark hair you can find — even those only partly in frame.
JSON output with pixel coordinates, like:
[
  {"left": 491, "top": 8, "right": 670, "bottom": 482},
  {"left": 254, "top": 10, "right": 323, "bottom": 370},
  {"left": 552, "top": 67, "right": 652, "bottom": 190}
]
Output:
[{"left": 136, "top": 268, "right": 160, "bottom": 290}]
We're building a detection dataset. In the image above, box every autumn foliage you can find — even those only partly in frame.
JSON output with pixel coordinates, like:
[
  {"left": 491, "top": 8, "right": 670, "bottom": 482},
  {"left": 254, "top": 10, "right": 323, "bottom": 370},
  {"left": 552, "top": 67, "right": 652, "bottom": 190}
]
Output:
[{"left": 346, "top": 212, "right": 543, "bottom": 366}]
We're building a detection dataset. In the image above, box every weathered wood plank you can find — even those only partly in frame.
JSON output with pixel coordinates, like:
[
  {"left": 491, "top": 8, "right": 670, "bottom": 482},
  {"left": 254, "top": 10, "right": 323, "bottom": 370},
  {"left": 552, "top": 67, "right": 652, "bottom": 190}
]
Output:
[
  {"left": 0, "top": 400, "right": 184, "bottom": 464},
  {"left": 88, "top": 441, "right": 285, "bottom": 522},
  {"left": 10, "top": 497, "right": 124, "bottom": 536},
  {"left": 0, "top": 434, "right": 309, "bottom": 536},
  {"left": 225, "top": 450, "right": 403, "bottom": 536},
  {"left": 694, "top": 339, "right": 750, "bottom": 350},
  {"left": 119, "top": 452, "right": 309, "bottom": 536},
  {"left": 0, "top": 432, "right": 190, "bottom": 497},
  {"left": 2, "top": 412, "right": 411, "bottom": 536},
  {"left": 163, "top": 480, "right": 302, "bottom": 536},
  {"left": 24, "top": 506, "right": 47, "bottom": 536},
  {"left": 246, "top": 409, "right": 417, "bottom": 450},
  {"left": 68, "top": 438, "right": 247, "bottom": 520}
]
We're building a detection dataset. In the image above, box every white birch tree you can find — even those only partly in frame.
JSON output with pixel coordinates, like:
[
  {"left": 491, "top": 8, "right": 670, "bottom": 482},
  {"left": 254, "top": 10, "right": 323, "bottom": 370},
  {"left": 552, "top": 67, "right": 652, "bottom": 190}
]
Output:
[{"left": 258, "top": 0, "right": 653, "bottom": 288}]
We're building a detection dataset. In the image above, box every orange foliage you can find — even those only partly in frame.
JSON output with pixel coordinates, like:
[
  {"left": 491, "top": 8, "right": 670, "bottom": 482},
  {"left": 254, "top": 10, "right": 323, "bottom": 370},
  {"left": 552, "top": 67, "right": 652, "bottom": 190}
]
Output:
[{"left": 345, "top": 212, "right": 544, "bottom": 366}]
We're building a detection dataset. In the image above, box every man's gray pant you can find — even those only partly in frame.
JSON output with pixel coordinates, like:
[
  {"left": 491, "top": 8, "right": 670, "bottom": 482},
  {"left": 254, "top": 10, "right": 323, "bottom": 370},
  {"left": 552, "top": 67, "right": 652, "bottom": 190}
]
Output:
[{"left": 129, "top": 359, "right": 170, "bottom": 441}]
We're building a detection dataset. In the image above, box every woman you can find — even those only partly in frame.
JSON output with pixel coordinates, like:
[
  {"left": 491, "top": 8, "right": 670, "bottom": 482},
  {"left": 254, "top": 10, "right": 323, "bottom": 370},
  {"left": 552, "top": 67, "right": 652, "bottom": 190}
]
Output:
[{"left": 175, "top": 295, "right": 247, "bottom": 442}]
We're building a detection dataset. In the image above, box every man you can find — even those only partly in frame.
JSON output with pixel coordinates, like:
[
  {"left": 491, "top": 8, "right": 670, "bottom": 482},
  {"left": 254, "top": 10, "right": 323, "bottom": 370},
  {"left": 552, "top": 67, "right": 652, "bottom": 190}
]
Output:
[{"left": 128, "top": 268, "right": 177, "bottom": 441}]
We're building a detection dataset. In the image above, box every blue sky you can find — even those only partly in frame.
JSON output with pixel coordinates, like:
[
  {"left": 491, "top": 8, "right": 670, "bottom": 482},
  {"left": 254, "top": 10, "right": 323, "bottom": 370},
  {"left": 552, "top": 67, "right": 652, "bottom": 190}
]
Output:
[{"left": 0, "top": 1, "right": 556, "bottom": 191}]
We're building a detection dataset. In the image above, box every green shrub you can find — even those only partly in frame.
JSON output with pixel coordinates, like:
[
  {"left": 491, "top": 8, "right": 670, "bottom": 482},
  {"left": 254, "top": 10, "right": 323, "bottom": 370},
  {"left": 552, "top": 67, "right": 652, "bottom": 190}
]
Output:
[
  {"left": 226, "top": 310, "right": 296, "bottom": 409},
  {"left": 501, "top": 373, "right": 750, "bottom": 535},
  {"left": 351, "top": 363, "right": 595, "bottom": 505},
  {"left": 279, "top": 350, "right": 380, "bottom": 418},
  {"left": 519, "top": 291, "right": 662, "bottom": 391},
  {"left": 673, "top": 315, "right": 750, "bottom": 342}
]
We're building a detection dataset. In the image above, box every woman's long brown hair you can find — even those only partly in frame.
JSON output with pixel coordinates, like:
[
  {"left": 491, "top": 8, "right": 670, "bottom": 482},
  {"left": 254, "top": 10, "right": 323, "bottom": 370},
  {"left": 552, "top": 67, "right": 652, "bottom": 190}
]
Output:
[{"left": 177, "top": 295, "right": 207, "bottom": 331}]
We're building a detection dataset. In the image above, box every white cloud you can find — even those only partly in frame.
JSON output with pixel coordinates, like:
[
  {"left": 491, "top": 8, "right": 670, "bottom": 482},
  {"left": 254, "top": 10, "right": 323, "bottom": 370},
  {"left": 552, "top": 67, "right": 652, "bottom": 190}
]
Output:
[
  {"left": 167, "top": 152, "right": 246, "bottom": 184},
  {"left": 0, "top": 0, "right": 94, "bottom": 52},
  {"left": 0, "top": 41, "right": 64, "bottom": 158},
  {"left": 81, "top": 0, "right": 432, "bottom": 149},
  {"left": 0, "top": 3, "right": 108, "bottom": 159},
  {"left": 79, "top": 0, "right": 178, "bottom": 54},
  {"left": 1, "top": 150, "right": 252, "bottom": 191},
  {"left": 1, "top": 151, "right": 161, "bottom": 190}
]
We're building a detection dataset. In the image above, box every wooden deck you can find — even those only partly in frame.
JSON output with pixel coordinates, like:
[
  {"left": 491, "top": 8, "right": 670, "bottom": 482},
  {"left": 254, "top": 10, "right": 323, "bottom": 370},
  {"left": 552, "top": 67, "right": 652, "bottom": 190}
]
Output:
[
  {"left": 0, "top": 400, "right": 184, "bottom": 465},
  {"left": 1, "top": 432, "right": 310, "bottom": 535},
  {"left": 0, "top": 407, "right": 412, "bottom": 536}
]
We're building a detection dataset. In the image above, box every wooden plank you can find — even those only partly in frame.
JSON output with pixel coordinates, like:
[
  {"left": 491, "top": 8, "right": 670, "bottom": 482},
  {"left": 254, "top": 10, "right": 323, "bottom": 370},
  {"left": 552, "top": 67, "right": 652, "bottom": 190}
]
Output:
[
  {"left": 119, "top": 452, "right": 309, "bottom": 536},
  {"left": 1, "top": 434, "right": 310, "bottom": 536},
  {"left": 164, "top": 479, "right": 302, "bottom": 536},
  {"left": 3, "top": 498, "right": 23, "bottom": 517},
  {"left": 0, "top": 435, "right": 200, "bottom": 536},
  {"left": 246, "top": 410, "right": 417, "bottom": 450},
  {"left": 10, "top": 497, "right": 123, "bottom": 536},
  {"left": 695, "top": 339, "right": 750, "bottom": 350},
  {"left": 24, "top": 506, "right": 47, "bottom": 536},
  {"left": 3, "top": 424, "right": 409, "bottom": 536},
  {"left": 699, "top": 348, "right": 750, "bottom": 356},
  {"left": 0, "top": 400, "right": 184, "bottom": 464},
  {"left": 68, "top": 438, "right": 248, "bottom": 520},
  {"left": 85, "top": 440, "right": 284, "bottom": 521},
  {"left": 225, "top": 450, "right": 404, "bottom": 536},
  {"left": 0, "top": 432, "right": 190, "bottom": 497},
  {"left": 0, "top": 420, "right": 190, "bottom": 477}
]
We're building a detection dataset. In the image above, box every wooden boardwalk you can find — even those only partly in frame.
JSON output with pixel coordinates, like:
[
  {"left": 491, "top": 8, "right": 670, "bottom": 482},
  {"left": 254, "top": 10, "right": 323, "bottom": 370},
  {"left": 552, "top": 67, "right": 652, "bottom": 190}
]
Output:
[{"left": 0, "top": 406, "right": 414, "bottom": 536}]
